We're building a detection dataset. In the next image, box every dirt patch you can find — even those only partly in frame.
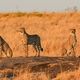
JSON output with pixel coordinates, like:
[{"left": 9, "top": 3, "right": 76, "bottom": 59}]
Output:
[{"left": 0, "top": 56, "right": 80, "bottom": 80}]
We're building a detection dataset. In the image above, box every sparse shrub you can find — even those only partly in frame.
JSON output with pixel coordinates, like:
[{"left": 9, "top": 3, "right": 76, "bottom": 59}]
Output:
[
  {"left": 30, "top": 12, "right": 43, "bottom": 17},
  {"left": 16, "top": 12, "right": 26, "bottom": 17}
]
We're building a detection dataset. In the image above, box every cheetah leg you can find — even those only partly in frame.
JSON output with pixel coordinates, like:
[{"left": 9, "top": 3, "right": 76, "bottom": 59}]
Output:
[
  {"left": 24, "top": 44, "right": 28, "bottom": 57},
  {"left": 61, "top": 48, "right": 67, "bottom": 57},
  {"left": 72, "top": 46, "right": 76, "bottom": 57},
  {"left": 0, "top": 47, "right": 3, "bottom": 58},
  {"left": 8, "top": 49, "right": 13, "bottom": 57},
  {"left": 4, "top": 50, "right": 9, "bottom": 58},
  {"left": 0, "top": 51, "right": 3, "bottom": 58},
  {"left": 67, "top": 45, "right": 76, "bottom": 57},
  {"left": 37, "top": 46, "right": 40, "bottom": 57},
  {"left": 33, "top": 45, "right": 37, "bottom": 57},
  {"left": 26, "top": 44, "right": 28, "bottom": 57}
]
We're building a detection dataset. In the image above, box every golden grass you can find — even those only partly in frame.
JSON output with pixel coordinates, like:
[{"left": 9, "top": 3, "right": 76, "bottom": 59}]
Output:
[
  {"left": 55, "top": 68, "right": 80, "bottom": 80},
  {"left": 14, "top": 68, "right": 80, "bottom": 80},
  {"left": 1, "top": 68, "right": 80, "bottom": 80},
  {"left": 0, "top": 12, "right": 80, "bottom": 57},
  {"left": 14, "top": 72, "right": 48, "bottom": 80},
  {"left": 0, "top": 12, "right": 80, "bottom": 80}
]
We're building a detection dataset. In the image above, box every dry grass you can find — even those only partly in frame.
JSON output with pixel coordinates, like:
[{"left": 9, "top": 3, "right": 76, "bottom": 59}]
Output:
[
  {"left": 14, "top": 72, "right": 48, "bottom": 80},
  {"left": 1, "top": 66, "right": 80, "bottom": 80},
  {"left": 13, "top": 68, "right": 80, "bottom": 80},
  {"left": 0, "top": 12, "right": 80, "bottom": 80},
  {"left": 0, "top": 57, "right": 80, "bottom": 80},
  {"left": 0, "top": 12, "right": 80, "bottom": 57},
  {"left": 55, "top": 68, "right": 80, "bottom": 80}
]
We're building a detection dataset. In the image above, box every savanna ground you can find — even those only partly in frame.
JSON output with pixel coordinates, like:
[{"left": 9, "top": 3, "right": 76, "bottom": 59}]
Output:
[{"left": 0, "top": 12, "right": 80, "bottom": 80}]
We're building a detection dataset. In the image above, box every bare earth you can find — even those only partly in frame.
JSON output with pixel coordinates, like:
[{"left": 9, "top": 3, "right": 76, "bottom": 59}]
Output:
[{"left": 0, "top": 56, "right": 80, "bottom": 80}]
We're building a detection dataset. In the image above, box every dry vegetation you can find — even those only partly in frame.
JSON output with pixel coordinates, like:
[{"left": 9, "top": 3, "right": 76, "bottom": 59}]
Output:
[
  {"left": 0, "top": 12, "right": 80, "bottom": 80},
  {"left": 0, "top": 12, "right": 80, "bottom": 57},
  {"left": 55, "top": 68, "right": 80, "bottom": 80},
  {"left": 0, "top": 56, "right": 80, "bottom": 80}
]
